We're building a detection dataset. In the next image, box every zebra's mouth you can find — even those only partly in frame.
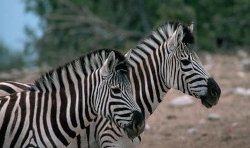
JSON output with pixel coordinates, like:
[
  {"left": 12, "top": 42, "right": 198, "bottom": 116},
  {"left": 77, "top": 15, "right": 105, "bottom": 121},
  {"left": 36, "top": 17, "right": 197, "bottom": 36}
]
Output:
[
  {"left": 201, "top": 99, "right": 212, "bottom": 108},
  {"left": 124, "top": 121, "right": 145, "bottom": 139}
]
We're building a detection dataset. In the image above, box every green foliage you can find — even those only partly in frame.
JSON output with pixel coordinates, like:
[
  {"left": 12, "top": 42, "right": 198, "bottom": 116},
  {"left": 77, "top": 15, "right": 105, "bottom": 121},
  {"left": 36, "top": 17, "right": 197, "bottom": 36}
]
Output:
[
  {"left": 0, "top": 40, "right": 26, "bottom": 71},
  {"left": 23, "top": 0, "right": 250, "bottom": 66},
  {"left": 186, "top": 0, "right": 250, "bottom": 50}
]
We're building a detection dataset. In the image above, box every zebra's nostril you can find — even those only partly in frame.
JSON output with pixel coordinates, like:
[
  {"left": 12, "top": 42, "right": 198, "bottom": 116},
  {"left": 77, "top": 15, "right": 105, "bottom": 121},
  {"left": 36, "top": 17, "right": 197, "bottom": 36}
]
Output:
[
  {"left": 207, "top": 78, "right": 221, "bottom": 99},
  {"left": 132, "top": 110, "right": 145, "bottom": 130},
  {"left": 211, "top": 90, "right": 217, "bottom": 98}
]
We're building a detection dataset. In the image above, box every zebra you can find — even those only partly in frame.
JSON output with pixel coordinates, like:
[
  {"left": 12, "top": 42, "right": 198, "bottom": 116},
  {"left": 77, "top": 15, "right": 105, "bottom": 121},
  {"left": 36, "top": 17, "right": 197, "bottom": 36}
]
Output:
[
  {"left": 79, "top": 22, "right": 221, "bottom": 148},
  {"left": 0, "top": 49, "right": 145, "bottom": 147},
  {"left": 0, "top": 22, "right": 221, "bottom": 148}
]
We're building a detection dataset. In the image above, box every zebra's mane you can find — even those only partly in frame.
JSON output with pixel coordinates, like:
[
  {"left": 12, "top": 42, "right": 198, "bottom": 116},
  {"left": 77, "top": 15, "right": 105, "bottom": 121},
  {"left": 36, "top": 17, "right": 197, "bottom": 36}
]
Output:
[
  {"left": 32, "top": 49, "right": 128, "bottom": 91},
  {"left": 137, "top": 21, "right": 194, "bottom": 50}
]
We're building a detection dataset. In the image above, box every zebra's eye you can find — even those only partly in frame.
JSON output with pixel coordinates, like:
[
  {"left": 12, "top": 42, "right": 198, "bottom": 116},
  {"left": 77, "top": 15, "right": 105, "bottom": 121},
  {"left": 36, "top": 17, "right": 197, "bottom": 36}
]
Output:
[
  {"left": 180, "top": 59, "right": 191, "bottom": 66},
  {"left": 111, "top": 87, "right": 121, "bottom": 93}
]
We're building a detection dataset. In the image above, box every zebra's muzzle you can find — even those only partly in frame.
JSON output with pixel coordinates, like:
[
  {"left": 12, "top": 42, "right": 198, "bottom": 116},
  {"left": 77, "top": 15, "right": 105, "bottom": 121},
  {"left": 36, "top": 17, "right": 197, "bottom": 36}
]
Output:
[
  {"left": 124, "top": 111, "right": 145, "bottom": 139},
  {"left": 200, "top": 78, "right": 221, "bottom": 108}
]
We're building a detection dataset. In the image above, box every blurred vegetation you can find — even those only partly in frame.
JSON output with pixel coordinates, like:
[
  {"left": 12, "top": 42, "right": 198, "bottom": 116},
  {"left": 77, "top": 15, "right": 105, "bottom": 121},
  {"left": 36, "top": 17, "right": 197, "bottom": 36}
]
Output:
[
  {"left": 23, "top": 0, "right": 250, "bottom": 66},
  {"left": 0, "top": 40, "right": 26, "bottom": 71}
]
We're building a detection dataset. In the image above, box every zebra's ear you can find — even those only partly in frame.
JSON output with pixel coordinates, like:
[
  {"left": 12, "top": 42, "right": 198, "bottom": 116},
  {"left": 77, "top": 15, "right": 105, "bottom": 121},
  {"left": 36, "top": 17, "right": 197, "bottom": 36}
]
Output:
[
  {"left": 124, "top": 49, "right": 132, "bottom": 61},
  {"left": 116, "top": 49, "right": 132, "bottom": 67},
  {"left": 167, "top": 24, "right": 184, "bottom": 51},
  {"left": 188, "top": 23, "right": 194, "bottom": 33},
  {"left": 101, "top": 51, "right": 116, "bottom": 77}
]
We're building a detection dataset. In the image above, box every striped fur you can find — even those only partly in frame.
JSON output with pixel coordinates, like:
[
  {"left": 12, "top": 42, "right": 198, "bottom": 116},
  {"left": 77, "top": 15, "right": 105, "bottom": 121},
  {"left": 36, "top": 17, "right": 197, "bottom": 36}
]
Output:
[
  {"left": 0, "top": 81, "right": 31, "bottom": 96},
  {"left": 0, "top": 22, "right": 221, "bottom": 148},
  {"left": 82, "top": 22, "right": 220, "bottom": 148},
  {"left": 0, "top": 49, "right": 145, "bottom": 147}
]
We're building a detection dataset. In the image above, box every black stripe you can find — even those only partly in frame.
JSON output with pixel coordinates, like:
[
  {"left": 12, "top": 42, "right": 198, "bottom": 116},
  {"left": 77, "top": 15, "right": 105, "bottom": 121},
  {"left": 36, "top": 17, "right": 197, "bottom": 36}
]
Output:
[
  {"left": 86, "top": 126, "right": 90, "bottom": 148},
  {"left": 11, "top": 92, "right": 27, "bottom": 147},
  {"left": 7, "top": 82, "right": 31, "bottom": 90},
  {"left": 20, "top": 91, "right": 35, "bottom": 147},
  {"left": 36, "top": 92, "right": 46, "bottom": 146},
  {"left": 101, "top": 85, "right": 109, "bottom": 119},
  {"left": 66, "top": 68, "right": 78, "bottom": 128},
  {"left": 58, "top": 70, "right": 76, "bottom": 138},
  {"left": 0, "top": 85, "right": 16, "bottom": 94},
  {"left": 188, "top": 78, "right": 205, "bottom": 84},
  {"left": 43, "top": 91, "right": 56, "bottom": 147},
  {"left": 0, "top": 96, "right": 15, "bottom": 146},
  {"left": 77, "top": 134, "right": 82, "bottom": 148},
  {"left": 156, "top": 29, "right": 165, "bottom": 42},
  {"left": 50, "top": 91, "right": 68, "bottom": 146},
  {"left": 89, "top": 72, "right": 97, "bottom": 117},
  {"left": 130, "top": 65, "right": 145, "bottom": 118},
  {"left": 142, "top": 40, "right": 155, "bottom": 51},
  {"left": 132, "top": 50, "right": 152, "bottom": 114},
  {"left": 95, "top": 118, "right": 103, "bottom": 139},
  {"left": 138, "top": 47, "right": 155, "bottom": 103},
  {"left": 74, "top": 70, "right": 85, "bottom": 129},
  {"left": 84, "top": 77, "right": 92, "bottom": 122},
  {"left": 185, "top": 73, "right": 199, "bottom": 80},
  {"left": 150, "top": 34, "right": 161, "bottom": 46}
]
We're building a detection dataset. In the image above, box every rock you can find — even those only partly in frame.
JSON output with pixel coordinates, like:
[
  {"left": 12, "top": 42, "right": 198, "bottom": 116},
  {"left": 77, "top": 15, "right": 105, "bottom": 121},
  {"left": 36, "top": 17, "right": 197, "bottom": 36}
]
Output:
[
  {"left": 237, "top": 72, "right": 246, "bottom": 78},
  {"left": 170, "top": 95, "right": 194, "bottom": 108},
  {"left": 207, "top": 113, "right": 221, "bottom": 121},
  {"left": 237, "top": 50, "right": 248, "bottom": 59},
  {"left": 234, "top": 87, "right": 250, "bottom": 97},
  {"left": 242, "top": 59, "right": 250, "bottom": 71},
  {"left": 166, "top": 115, "right": 177, "bottom": 120},
  {"left": 187, "top": 128, "right": 198, "bottom": 134},
  {"left": 232, "top": 122, "right": 238, "bottom": 127},
  {"left": 145, "top": 124, "right": 150, "bottom": 130},
  {"left": 178, "top": 136, "right": 186, "bottom": 141},
  {"left": 199, "top": 119, "right": 206, "bottom": 124}
]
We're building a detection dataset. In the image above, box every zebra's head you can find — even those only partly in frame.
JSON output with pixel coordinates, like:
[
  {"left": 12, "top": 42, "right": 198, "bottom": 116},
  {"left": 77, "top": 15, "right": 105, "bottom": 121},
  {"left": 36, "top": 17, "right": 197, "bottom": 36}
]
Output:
[
  {"left": 164, "top": 23, "right": 221, "bottom": 108},
  {"left": 96, "top": 51, "right": 145, "bottom": 139}
]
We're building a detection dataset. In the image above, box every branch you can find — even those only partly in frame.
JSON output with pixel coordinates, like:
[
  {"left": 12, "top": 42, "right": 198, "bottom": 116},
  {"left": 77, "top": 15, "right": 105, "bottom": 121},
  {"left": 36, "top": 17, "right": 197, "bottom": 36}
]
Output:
[
  {"left": 46, "top": 1, "right": 144, "bottom": 40},
  {"left": 59, "top": 0, "right": 82, "bottom": 15}
]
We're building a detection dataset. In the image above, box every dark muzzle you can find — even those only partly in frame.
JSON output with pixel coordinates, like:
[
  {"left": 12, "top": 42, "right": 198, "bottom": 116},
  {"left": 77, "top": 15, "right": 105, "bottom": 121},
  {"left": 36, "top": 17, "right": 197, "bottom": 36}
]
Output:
[
  {"left": 124, "top": 111, "right": 145, "bottom": 139},
  {"left": 201, "top": 78, "right": 221, "bottom": 108}
]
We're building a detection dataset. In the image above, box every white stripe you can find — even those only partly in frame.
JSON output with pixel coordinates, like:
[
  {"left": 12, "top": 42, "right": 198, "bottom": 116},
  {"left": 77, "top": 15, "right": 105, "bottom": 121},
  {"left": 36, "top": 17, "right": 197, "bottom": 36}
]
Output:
[
  {"left": 32, "top": 91, "right": 45, "bottom": 147},
  {"left": 54, "top": 70, "right": 71, "bottom": 144},
  {"left": 0, "top": 96, "right": 11, "bottom": 130},
  {"left": 5, "top": 93, "right": 21, "bottom": 144},
  {"left": 62, "top": 67, "right": 75, "bottom": 131},
  {"left": 13, "top": 92, "right": 30, "bottom": 147},
  {"left": 46, "top": 91, "right": 63, "bottom": 146},
  {"left": 68, "top": 64, "right": 81, "bottom": 130},
  {"left": 39, "top": 92, "right": 53, "bottom": 147}
]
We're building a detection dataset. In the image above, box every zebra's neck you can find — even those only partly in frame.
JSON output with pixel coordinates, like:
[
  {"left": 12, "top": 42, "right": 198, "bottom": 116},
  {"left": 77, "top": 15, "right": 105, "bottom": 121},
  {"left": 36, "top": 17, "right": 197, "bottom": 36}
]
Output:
[
  {"left": 129, "top": 47, "right": 169, "bottom": 119},
  {"left": 129, "top": 22, "right": 181, "bottom": 119}
]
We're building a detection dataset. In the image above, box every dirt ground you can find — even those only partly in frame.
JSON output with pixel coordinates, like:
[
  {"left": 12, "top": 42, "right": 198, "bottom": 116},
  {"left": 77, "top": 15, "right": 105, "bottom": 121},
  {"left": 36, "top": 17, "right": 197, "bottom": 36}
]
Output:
[{"left": 4, "top": 53, "right": 250, "bottom": 148}]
